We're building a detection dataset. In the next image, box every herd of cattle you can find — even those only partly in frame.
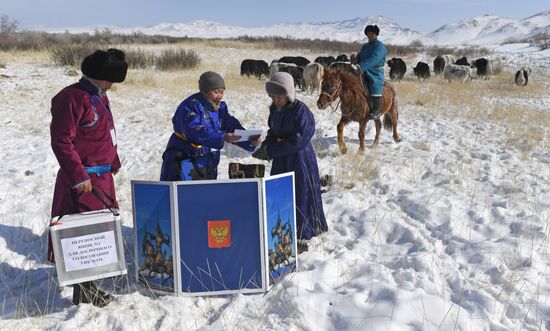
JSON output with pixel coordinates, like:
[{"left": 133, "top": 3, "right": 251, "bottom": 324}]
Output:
[{"left": 240, "top": 54, "right": 532, "bottom": 93}]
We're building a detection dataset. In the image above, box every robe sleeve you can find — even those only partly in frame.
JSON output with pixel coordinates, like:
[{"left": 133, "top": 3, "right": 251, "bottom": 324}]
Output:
[
  {"left": 111, "top": 153, "right": 121, "bottom": 172},
  {"left": 220, "top": 107, "right": 256, "bottom": 152},
  {"left": 261, "top": 113, "right": 277, "bottom": 147},
  {"left": 50, "top": 92, "right": 90, "bottom": 186},
  {"left": 175, "top": 102, "right": 225, "bottom": 150},
  {"left": 266, "top": 106, "right": 315, "bottom": 158}
]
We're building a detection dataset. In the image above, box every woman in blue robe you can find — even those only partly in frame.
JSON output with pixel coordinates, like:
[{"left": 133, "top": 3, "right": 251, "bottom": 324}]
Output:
[
  {"left": 253, "top": 72, "right": 328, "bottom": 249},
  {"left": 160, "top": 71, "right": 260, "bottom": 181}
]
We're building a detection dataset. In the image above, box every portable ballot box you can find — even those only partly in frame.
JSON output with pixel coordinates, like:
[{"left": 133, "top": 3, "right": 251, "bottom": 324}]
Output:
[
  {"left": 50, "top": 210, "right": 127, "bottom": 286},
  {"left": 131, "top": 172, "right": 297, "bottom": 296}
]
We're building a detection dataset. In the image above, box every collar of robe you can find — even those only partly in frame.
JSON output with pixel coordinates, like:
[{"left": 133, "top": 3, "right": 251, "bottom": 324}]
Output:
[
  {"left": 270, "top": 100, "right": 294, "bottom": 112},
  {"left": 200, "top": 92, "right": 221, "bottom": 111},
  {"left": 81, "top": 76, "right": 107, "bottom": 96}
]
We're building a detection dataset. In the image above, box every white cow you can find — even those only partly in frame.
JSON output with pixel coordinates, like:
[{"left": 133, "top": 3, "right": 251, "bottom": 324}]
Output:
[
  {"left": 303, "top": 63, "right": 324, "bottom": 94},
  {"left": 442, "top": 54, "right": 456, "bottom": 66},
  {"left": 269, "top": 61, "right": 296, "bottom": 79},
  {"left": 443, "top": 64, "right": 471, "bottom": 83}
]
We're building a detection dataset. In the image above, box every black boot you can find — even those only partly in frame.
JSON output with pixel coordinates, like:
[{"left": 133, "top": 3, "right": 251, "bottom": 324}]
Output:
[
  {"left": 73, "top": 281, "right": 112, "bottom": 307},
  {"left": 368, "top": 96, "right": 382, "bottom": 120},
  {"left": 297, "top": 240, "right": 309, "bottom": 253}
]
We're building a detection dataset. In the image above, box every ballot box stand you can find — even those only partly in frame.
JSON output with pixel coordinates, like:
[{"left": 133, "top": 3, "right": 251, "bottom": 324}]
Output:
[
  {"left": 50, "top": 209, "right": 127, "bottom": 286},
  {"left": 131, "top": 172, "right": 297, "bottom": 296}
]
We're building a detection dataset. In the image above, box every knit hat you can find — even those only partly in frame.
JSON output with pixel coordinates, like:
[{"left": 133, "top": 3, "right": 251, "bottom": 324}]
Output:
[
  {"left": 81, "top": 48, "right": 128, "bottom": 83},
  {"left": 199, "top": 71, "right": 225, "bottom": 93},
  {"left": 265, "top": 72, "right": 295, "bottom": 102},
  {"left": 364, "top": 25, "right": 380, "bottom": 36}
]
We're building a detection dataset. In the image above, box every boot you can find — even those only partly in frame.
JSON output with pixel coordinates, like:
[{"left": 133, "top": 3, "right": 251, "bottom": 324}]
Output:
[
  {"left": 297, "top": 240, "right": 309, "bottom": 253},
  {"left": 368, "top": 96, "right": 382, "bottom": 120},
  {"left": 72, "top": 281, "right": 112, "bottom": 307}
]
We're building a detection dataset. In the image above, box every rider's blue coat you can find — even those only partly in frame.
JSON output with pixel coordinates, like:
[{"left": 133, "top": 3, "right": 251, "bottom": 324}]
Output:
[{"left": 357, "top": 38, "right": 387, "bottom": 95}]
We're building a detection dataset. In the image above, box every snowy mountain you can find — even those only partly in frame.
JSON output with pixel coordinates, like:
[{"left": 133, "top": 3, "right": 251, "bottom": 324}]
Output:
[
  {"left": 25, "top": 10, "right": 550, "bottom": 46},
  {"left": 26, "top": 16, "right": 422, "bottom": 45},
  {"left": 427, "top": 11, "right": 550, "bottom": 45}
]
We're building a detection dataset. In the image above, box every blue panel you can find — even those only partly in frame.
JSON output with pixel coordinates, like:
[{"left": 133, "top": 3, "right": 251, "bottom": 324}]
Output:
[
  {"left": 265, "top": 174, "right": 296, "bottom": 285},
  {"left": 177, "top": 182, "right": 263, "bottom": 293},
  {"left": 133, "top": 184, "right": 174, "bottom": 291}
]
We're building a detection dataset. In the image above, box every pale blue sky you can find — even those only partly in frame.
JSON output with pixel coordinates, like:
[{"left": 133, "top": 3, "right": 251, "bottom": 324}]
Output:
[{"left": 1, "top": 0, "right": 548, "bottom": 32}]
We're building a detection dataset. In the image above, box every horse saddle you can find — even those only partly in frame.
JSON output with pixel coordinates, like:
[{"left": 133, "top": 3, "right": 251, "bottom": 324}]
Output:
[
  {"left": 228, "top": 163, "right": 265, "bottom": 179},
  {"left": 359, "top": 73, "right": 373, "bottom": 109}
]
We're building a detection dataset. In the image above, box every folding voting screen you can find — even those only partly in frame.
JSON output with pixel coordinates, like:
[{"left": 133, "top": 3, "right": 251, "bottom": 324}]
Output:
[{"left": 132, "top": 172, "right": 296, "bottom": 296}]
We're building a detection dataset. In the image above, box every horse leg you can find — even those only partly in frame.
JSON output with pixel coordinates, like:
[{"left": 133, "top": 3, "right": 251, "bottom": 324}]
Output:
[
  {"left": 373, "top": 119, "right": 382, "bottom": 146},
  {"left": 337, "top": 117, "right": 349, "bottom": 154},
  {"left": 390, "top": 100, "right": 401, "bottom": 143},
  {"left": 358, "top": 118, "right": 367, "bottom": 153}
]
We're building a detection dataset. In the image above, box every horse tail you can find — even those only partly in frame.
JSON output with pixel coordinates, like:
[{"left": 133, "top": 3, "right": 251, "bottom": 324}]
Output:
[
  {"left": 383, "top": 83, "right": 398, "bottom": 131},
  {"left": 383, "top": 113, "right": 392, "bottom": 131}
]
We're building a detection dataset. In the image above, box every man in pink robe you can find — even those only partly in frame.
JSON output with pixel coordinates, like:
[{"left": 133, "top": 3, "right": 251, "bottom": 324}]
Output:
[{"left": 49, "top": 48, "right": 127, "bottom": 307}]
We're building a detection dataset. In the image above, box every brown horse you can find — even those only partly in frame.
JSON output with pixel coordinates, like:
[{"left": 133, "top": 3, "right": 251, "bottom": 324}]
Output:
[{"left": 316, "top": 69, "right": 401, "bottom": 154}]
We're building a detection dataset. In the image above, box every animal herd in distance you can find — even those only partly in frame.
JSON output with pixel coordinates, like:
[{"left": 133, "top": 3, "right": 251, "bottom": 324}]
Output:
[{"left": 240, "top": 55, "right": 532, "bottom": 90}]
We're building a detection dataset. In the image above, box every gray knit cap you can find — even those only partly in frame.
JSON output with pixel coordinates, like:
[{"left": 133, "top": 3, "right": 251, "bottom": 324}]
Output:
[
  {"left": 199, "top": 71, "right": 225, "bottom": 93},
  {"left": 265, "top": 72, "right": 295, "bottom": 102}
]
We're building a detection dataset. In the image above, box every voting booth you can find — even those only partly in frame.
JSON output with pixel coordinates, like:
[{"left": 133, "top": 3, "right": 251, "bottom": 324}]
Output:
[
  {"left": 131, "top": 172, "right": 297, "bottom": 296},
  {"left": 49, "top": 210, "right": 127, "bottom": 286}
]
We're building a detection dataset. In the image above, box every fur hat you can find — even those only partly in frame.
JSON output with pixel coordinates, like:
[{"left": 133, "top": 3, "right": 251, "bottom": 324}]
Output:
[
  {"left": 199, "top": 71, "right": 225, "bottom": 93},
  {"left": 81, "top": 48, "right": 128, "bottom": 83},
  {"left": 265, "top": 72, "right": 295, "bottom": 102},
  {"left": 364, "top": 25, "right": 380, "bottom": 36}
]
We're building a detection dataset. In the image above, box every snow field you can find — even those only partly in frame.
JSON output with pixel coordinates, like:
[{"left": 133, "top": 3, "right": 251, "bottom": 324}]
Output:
[{"left": 1, "top": 42, "right": 549, "bottom": 330}]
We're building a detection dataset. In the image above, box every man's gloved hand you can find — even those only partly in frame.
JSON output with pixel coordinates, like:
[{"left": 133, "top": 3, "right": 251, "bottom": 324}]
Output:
[{"left": 252, "top": 146, "right": 270, "bottom": 161}]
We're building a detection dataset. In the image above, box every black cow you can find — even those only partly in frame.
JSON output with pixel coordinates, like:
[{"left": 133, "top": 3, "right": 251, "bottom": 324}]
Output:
[
  {"left": 433, "top": 56, "right": 446, "bottom": 75},
  {"left": 336, "top": 54, "right": 349, "bottom": 62},
  {"left": 471, "top": 58, "right": 492, "bottom": 78},
  {"left": 412, "top": 62, "right": 430, "bottom": 80},
  {"left": 240, "top": 59, "right": 269, "bottom": 79},
  {"left": 314, "top": 56, "right": 336, "bottom": 68},
  {"left": 455, "top": 56, "right": 469, "bottom": 66},
  {"left": 387, "top": 57, "right": 406, "bottom": 81},
  {"left": 278, "top": 56, "right": 310, "bottom": 67},
  {"left": 279, "top": 65, "right": 304, "bottom": 90}
]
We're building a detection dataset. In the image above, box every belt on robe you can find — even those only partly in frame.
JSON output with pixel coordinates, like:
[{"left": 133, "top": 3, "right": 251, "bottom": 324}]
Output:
[
  {"left": 85, "top": 164, "right": 112, "bottom": 176},
  {"left": 174, "top": 131, "right": 203, "bottom": 149}
]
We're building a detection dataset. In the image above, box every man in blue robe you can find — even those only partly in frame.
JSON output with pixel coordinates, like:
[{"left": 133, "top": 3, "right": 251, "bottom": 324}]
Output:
[{"left": 356, "top": 24, "right": 387, "bottom": 120}]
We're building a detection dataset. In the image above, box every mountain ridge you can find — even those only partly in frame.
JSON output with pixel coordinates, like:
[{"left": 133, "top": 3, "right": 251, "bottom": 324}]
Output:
[{"left": 24, "top": 11, "right": 550, "bottom": 46}]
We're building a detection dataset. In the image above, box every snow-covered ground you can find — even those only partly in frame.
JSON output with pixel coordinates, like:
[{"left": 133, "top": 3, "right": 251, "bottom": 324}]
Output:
[{"left": 1, "top": 43, "right": 550, "bottom": 330}]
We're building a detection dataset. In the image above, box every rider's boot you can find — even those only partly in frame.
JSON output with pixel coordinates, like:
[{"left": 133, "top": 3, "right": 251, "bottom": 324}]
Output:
[{"left": 368, "top": 96, "right": 382, "bottom": 120}]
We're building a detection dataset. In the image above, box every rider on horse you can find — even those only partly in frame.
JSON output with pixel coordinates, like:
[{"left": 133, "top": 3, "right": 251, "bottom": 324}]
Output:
[{"left": 355, "top": 24, "right": 388, "bottom": 120}]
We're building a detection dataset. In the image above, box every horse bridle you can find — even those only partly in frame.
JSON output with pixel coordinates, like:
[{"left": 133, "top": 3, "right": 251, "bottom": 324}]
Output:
[{"left": 321, "top": 79, "right": 342, "bottom": 112}]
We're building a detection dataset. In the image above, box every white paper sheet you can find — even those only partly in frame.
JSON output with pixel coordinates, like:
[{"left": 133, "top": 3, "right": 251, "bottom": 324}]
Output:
[{"left": 233, "top": 129, "right": 263, "bottom": 142}]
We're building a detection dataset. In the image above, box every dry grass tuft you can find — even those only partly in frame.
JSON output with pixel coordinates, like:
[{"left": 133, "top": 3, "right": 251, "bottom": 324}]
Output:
[
  {"left": 333, "top": 152, "right": 379, "bottom": 189},
  {"left": 396, "top": 69, "right": 550, "bottom": 159},
  {"left": 124, "top": 70, "right": 158, "bottom": 88}
]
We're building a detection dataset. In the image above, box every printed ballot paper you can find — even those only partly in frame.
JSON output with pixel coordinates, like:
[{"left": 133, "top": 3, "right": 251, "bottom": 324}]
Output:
[{"left": 233, "top": 129, "right": 263, "bottom": 142}]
